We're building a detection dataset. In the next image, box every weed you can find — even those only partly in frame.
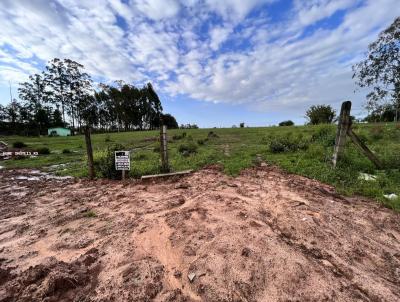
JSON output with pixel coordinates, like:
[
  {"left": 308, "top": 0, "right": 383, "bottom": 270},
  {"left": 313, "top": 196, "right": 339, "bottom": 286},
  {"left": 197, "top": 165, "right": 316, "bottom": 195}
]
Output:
[
  {"left": 197, "top": 139, "right": 205, "bottom": 145},
  {"left": 178, "top": 142, "right": 198, "bottom": 156},
  {"left": 369, "top": 125, "right": 384, "bottom": 140},
  {"left": 37, "top": 147, "right": 50, "bottom": 155},
  {"left": 13, "top": 141, "right": 27, "bottom": 148},
  {"left": 84, "top": 210, "right": 97, "bottom": 218},
  {"left": 208, "top": 131, "right": 219, "bottom": 138},
  {"left": 62, "top": 149, "right": 71, "bottom": 154},
  {"left": 96, "top": 144, "right": 128, "bottom": 179},
  {"left": 269, "top": 136, "right": 309, "bottom": 153},
  {"left": 311, "top": 125, "right": 336, "bottom": 146},
  {"left": 173, "top": 132, "right": 186, "bottom": 140}
]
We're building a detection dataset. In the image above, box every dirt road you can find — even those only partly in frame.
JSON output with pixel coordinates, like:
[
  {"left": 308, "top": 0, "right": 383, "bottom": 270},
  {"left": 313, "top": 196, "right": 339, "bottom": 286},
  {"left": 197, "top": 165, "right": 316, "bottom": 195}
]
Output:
[{"left": 1, "top": 165, "right": 399, "bottom": 301}]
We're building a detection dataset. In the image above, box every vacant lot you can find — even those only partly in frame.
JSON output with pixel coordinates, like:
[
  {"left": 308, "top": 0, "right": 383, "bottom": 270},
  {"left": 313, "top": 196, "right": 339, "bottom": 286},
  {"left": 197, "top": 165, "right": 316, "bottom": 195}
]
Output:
[
  {"left": 1, "top": 123, "right": 399, "bottom": 209},
  {"left": 1, "top": 165, "right": 400, "bottom": 301}
]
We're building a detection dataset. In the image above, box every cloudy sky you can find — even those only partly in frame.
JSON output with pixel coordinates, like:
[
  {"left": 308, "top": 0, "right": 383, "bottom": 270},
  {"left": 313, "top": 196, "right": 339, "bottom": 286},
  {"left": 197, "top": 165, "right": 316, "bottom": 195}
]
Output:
[{"left": 0, "top": 0, "right": 399, "bottom": 127}]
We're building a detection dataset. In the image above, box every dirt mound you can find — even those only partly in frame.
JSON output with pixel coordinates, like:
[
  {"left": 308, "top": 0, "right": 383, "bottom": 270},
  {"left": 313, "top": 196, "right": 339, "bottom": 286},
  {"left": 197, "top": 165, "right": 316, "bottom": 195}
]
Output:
[
  {"left": 1, "top": 248, "right": 100, "bottom": 302},
  {"left": 0, "top": 166, "right": 400, "bottom": 301}
]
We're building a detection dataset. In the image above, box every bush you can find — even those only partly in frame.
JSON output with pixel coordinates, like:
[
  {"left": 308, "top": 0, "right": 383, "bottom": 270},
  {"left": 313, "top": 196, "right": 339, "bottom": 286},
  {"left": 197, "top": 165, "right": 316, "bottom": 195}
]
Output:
[
  {"left": 197, "top": 139, "right": 205, "bottom": 145},
  {"left": 62, "top": 149, "right": 71, "bottom": 154},
  {"left": 208, "top": 131, "right": 219, "bottom": 138},
  {"left": 178, "top": 142, "right": 198, "bottom": 156},
  {"left": 104, "top": 135, "right": 112, "bottom": 142},
  {"left": 96, "top": 144, "right": 127, "bottom": 179},
  {"left": 269, "top": 136, "right": 309, "bottom": 153},
  {"left": 172, "top": 132, "right": 186, "bottom": 140},
  {"left": 311, "top": 125, "right": 336, "bottom": 146},
  {"left": 240, "top": 122, "right": 245, "bottom": 128},
  {"left": 37, "top": 147, "right": 50, "bottom": 154},
  {"left": 13, "top": 141, "right": 27, "bottom": 148},
  {"left": 279, "top": 120, "right": 294, "bottom": 126}
]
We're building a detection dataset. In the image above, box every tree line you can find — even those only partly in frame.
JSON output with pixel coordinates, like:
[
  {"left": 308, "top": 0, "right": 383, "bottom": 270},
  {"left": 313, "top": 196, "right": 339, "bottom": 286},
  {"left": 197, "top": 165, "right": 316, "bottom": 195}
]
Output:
[{"left": 0, "top": 58, "right": 178, "bottom": 136}]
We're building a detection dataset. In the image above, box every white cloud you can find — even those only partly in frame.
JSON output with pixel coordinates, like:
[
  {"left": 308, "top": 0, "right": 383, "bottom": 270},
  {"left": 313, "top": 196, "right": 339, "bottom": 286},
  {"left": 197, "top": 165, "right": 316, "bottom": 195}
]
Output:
[
  {"left": 0, "top": 0, "right": 399, "bottom": 121},
  {"left": 205, "top": 0, "right": 274, "bottom": 21},
  {"left": 135, "top": 0, "right": 181, "bottom": 20},
  {"left": 294, "top": 0, "right": 358, "bottom": 26},
  {"left": 209, "top": 26, "right": 232, "bottom": 50}
]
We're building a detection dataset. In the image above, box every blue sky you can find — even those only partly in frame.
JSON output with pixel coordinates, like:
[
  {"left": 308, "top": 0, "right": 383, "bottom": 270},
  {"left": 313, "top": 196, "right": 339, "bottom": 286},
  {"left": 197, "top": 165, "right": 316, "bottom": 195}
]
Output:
[{"left": 0, "top": 0, "right": 399, "bottom": 127}]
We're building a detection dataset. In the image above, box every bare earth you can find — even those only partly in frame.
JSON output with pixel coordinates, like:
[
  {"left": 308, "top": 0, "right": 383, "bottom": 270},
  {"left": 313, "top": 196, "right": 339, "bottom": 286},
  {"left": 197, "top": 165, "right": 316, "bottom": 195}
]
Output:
[{"left": 0, "top": 165, "right": 400, "bottom": 302}]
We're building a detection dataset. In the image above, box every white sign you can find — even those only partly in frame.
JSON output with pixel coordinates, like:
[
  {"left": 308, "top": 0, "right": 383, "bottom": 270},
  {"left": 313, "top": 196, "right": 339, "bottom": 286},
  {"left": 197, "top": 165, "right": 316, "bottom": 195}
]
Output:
[{"left": 115, "top": 151, "right": 130, "bottom": 171}]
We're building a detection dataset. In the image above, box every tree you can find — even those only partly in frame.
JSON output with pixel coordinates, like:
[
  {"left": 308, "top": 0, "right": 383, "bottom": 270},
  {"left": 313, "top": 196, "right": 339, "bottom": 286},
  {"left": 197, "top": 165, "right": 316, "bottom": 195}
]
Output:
[
  {"left": 305, "top": 105, "right": 336, "bottom": 124},
  {"left": 66, "top": 59, "right": 93, "bottom": 130},
  {"left": 52, "top": 108, "right": 63, "bottom": 127},
  {"left": 353, "top": 17, "right": 400, "bottom": 122},
  {"left": 279, "top": 120, "right": 294, "bottom": 126},
  {"left": 18, "top": 73, "right": 49, "bottom": 135},
  {"left": 45, "top": 58, "right": 70, "bottom": 125},
  {"left": 160, "top": 113, "right": 178, "bottom": 129}
]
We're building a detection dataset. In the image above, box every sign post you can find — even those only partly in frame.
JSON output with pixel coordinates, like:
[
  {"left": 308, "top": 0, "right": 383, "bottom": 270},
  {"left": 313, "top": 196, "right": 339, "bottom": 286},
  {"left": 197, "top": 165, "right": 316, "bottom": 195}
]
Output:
[{"left": 115, "top": 151, "right": 130, "bottom": 180}]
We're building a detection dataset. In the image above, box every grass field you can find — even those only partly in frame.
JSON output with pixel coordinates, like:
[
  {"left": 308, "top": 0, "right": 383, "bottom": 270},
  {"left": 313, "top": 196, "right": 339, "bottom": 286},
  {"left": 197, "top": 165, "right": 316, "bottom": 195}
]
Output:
[{"left": 1, "top": 123, "right": 400, "bottom": 210}]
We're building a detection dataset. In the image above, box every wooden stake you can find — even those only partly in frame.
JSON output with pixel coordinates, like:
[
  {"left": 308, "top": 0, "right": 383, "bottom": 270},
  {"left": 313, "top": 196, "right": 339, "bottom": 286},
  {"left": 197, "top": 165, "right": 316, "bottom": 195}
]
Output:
[
  {"left": 122, "top": 170, "right": 125, "bottom": 180},
  {"left": 332, "top": 101, "right": 352, "bottom": 168},
  {"left": 347, "top": 128, "right": 383, "bottom": 169},
  {"left": 160, "top": 125, "right": 169, "bottom": 172},
  {"left": 84, "top": 126, "right": 95, "bottom": 180}
]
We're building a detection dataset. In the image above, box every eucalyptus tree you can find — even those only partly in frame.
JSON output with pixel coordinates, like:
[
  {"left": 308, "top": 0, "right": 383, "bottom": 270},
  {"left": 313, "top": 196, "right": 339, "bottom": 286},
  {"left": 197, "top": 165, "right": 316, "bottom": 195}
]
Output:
[
  {"left": 45, "top": 58, "right": 70, "bottom": 125},
  {"left": 18, "top": 73, "right": 49, "bottom": 134},
  {"left": 353, "top": 17, "right": 400, "bottom": 121},
  {"left": 66, "top": 59, "right": 93, "bottom": 130}
]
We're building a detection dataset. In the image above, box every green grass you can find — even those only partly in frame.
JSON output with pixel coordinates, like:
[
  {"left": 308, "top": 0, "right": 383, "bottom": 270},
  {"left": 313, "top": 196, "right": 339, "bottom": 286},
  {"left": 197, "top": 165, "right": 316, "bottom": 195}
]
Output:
[{"left": 1, "top": 123, "right": 399, "bottom": 210}]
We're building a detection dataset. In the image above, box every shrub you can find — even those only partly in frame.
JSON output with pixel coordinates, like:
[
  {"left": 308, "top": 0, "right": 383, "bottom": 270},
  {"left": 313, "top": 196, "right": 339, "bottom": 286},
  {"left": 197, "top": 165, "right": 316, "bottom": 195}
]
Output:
[
  {"left": 279, "top": 120, "right": 294, "bottom": 126},
  {"left": 83, "top": 210, "right": 97, "bottom": 218},
  {"left": 104, "top": 135, "right": 112, "bottom": 142},
  {"left": 269, "top": 136, "right": 309, "bottom": 153},
  {"left": 240, "top": 122, "right": 245, "bottom": 128},
  {"left": 96, "top": 144, "right": 127, "bottom": 179},
  {"left": 62, "top": 149, "right": 71, "bottom": 154},
  {"left": 197, "top": 139, "right": 205, "bottom": 145},
  {"left": 173, "top": 132, "right": 186, "bottom": 140},
  {"left": 178, "top": 142, "right": 198, "bottom": 156},
  {"left": 208, "top": 131, "right": 219, "bottom": 138},
  {"left": 13, "top": 141, "right": 27, "bottom": 148},
  {"left": 37, "top": 147, "right": 50, "bottom": 155},
  {"left": 311, "top": 125, "right": 336, "bottom": 146}
]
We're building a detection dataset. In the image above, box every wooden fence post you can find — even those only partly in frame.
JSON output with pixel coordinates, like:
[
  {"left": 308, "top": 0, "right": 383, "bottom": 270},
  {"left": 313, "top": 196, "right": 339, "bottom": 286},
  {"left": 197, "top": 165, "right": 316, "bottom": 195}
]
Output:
[
  {"left": 84, "top": 126, "right": 95, "bottom": 180},
  {"left": 333, "top": 100, "right": 383, "bottom": 169},
  {"left": 160, "top": 125, "right": 169, "bottom": 173},
  {"left": 332, "top": 101, "right": 352, "bottom": 168}
]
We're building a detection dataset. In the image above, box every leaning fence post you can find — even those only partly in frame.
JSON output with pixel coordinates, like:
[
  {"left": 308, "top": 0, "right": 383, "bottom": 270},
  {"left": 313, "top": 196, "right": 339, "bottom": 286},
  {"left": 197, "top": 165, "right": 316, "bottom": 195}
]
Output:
[
  {"left": 332, "top": 101, "right": 352, "bottom": 168},
  {"left": 347, "top": 128, "right": 383, "bottom": 169},
  {"left": 160, "top": 125, "right": 169, "bottom": 173},
  {"left": 84, "top": 126, "right": 95, "bottom": 180}
]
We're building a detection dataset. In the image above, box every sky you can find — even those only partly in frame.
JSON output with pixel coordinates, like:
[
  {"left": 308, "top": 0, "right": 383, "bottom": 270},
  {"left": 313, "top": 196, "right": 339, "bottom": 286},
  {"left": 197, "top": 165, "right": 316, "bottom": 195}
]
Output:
[{"left": 0, "top": 0, "right": 399, "bottom": 127}]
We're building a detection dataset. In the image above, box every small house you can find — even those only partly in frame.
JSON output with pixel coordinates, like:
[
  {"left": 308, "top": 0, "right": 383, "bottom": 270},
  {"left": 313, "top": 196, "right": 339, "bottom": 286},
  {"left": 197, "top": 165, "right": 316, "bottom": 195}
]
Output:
[{"left": 48, "top": 127, "right": 71, "bottom": 137}]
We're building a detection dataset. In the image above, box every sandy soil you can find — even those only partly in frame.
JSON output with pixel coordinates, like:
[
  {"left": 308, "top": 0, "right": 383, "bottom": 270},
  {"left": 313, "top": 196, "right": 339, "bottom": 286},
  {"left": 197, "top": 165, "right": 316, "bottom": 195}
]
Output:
[{"left": 0, "top": 165, "right": 399, "bottom": 302}]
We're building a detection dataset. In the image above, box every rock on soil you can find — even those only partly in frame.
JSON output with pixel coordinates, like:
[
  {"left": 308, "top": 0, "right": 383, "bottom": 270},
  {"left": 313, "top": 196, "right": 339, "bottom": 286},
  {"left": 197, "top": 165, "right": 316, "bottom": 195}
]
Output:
[{"left": 0, "top": 166, "right": 400, "bottom": 301}]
